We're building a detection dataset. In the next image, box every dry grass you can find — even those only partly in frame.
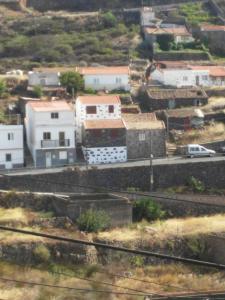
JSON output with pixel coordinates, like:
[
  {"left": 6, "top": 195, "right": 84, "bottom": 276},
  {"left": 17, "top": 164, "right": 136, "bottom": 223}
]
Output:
[
  {"left": 98, "top": 214, "right": 225, "bottom": 243},
  {"left": 176, "top": 123, "right": 225, "bottom": 144},
  {"left": 0, "top": 261, "right": 225, "bottom": 300},
  {"left": 203, "top": 96, "right": 225, "bottom": 112},
  {"left": 0, "top": 207, "right": 29, "bottom": 225}
]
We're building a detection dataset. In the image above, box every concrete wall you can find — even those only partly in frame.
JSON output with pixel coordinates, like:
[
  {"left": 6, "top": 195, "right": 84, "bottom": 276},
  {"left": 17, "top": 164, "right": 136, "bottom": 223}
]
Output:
[
  {"left": 52, "top": 194, "right": 132, "bottom": 227},
  {"left": 154, "top": 51, "right": 210, "bottom": 61}
]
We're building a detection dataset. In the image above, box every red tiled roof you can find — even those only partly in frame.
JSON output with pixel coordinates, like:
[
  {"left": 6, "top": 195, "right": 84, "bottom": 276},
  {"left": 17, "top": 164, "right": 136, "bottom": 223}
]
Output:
[
  {"left": 190, "top": 66, "right": 225, "bottom": 77},
  {"left": 200, "top": 24, "right": 225, "bottom": 32},
  {"left": 77, "top": 95, "right": 121, "bottom": 105},
  {"left": 84, "top": 119, "right": 125, "bottom": 130},
  {"left": 145, "top": 26, "right": 191, "bottom": 36},
  {"left": 77, "top": 66, "right": 130, "bottom": 75},
  {"left": 27, "top": 101, "right": 73, "bottom": 112},
  {"left": 32, "top": 67, "right": 75, "bottom": 73}
]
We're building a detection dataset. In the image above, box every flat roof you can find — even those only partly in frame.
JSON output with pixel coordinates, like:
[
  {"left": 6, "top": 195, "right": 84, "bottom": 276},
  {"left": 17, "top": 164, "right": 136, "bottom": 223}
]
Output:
[
  {"left": 166, "top": 108, "right": 204, "bottom": 118},
  {"left": 84, "top": 119, "right": 125, "bottom": 130},
  {"left": 123, "top": 113, "right": 165, "bottom": 130},
  {"left": 77, "top": 95, "right": 121, "bottom": 105},
  {"left": 27, "top": 101, "right": 73, "bottom": 112},
  {"left": 147, "top": 88, "right": 208, "bottom": 100}
]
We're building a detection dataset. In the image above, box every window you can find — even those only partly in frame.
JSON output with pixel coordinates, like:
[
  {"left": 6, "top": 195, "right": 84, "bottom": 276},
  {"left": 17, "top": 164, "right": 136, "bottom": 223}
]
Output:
[
  {"left": 43, "top": 132, "right": 51, "bottom": 140},
  {"left": 139, "top": 133, "right": 146, "bottom": 141},
  {"left": 86, "top": 106, "right": 96, "bottom": 114},
  {"left": 6, "top": 153, "right": 12, "bottom": 162},
  {"left": 93, "top": 78, "right": 100, "bottom": 84},
  {"left": 183, "top": 76, "right": 188, "bottom": 81},
  {"left": 108, "top": 105, "right": 114, "bottom": 113},
  {"left": 8, "top": 133, "right": 14, "bottom": 140},
  {"left": 111, "top": 129, "right": 118, "bottom": 138},
  {"left": 116, "top": 77, "right": 122, "bottom": 84},
  {"left": 51, "top": 112, "right": 59, "bottom": 119},
  {"left": 202, "top": 75, "right": 208, "bottom": 81},
  {"left": 59, "top": 151, "right": 67, "bottom": 160}
]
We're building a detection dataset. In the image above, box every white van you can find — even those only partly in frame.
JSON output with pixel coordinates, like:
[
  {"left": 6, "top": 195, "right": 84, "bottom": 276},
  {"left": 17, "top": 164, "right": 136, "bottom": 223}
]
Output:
[{"left": 184, "top": 144, "right": 215, "bottom": 158}]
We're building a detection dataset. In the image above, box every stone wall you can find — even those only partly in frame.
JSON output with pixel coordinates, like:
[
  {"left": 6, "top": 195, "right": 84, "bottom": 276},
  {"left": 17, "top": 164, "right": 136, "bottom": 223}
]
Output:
[
  {"left": 1, "top": 158, "right": 225, "bottom": 192},
  {"left": 154, "top": 51, "right": 210, "bottom": 61},
  {"left": 126, "top": 128, "right": 166, "bottom": 159}
]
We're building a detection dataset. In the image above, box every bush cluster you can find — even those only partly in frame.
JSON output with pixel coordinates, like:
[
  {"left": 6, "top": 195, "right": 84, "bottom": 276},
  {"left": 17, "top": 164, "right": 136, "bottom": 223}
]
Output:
[
  {"left": 77, "top": 209, "right": 110, "bottom": 233},
  {"left": 133, "top": 198, "right": 165, "bottom": 222}
]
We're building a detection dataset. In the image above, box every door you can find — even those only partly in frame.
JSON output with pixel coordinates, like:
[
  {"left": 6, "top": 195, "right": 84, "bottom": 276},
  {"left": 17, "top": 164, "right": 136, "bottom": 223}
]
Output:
[
  {"left": 196, "top": 76, "right": 200, "bottom": 86},
  {"left": 45, "top": 152, "right": 52, "bottom": 168},
  {"left": 5, "top": 153, "right": 12, "bottom": 169},
  {"left": 59, "top": 132, "right": 65, "bottom": 147}
]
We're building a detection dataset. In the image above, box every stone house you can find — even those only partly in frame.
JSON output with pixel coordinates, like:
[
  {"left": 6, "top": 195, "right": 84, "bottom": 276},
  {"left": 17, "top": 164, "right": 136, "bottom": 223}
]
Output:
[
  {"left": 160, "top": 108, "right": 205, "bottom": 131},
  {"left": 122, "top": 113, "right": 166, "bottom": 159},
  {"left": 143, "top": 26, "right": 194, "bottom": 46},
  {"left": 143, "top": 87, "right": 208, "bottom": 111},
  {"left": 82, "top": 119, "right": 127, "bottom": 164},
  {"left": 198, "top": 24, "right": 225, "bottom": 55}
]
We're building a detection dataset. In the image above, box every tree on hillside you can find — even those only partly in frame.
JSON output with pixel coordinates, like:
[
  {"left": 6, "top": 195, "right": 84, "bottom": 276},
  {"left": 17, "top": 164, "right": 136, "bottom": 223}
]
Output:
[
  {"left": 60, "top": 71, "right": 84, "bottom": 96},
  {"left": 0, "top": 80, "right": 6, "bottom": 98},
  {"left": 102, "top": 11, "right": 117, "bottom": 28}
]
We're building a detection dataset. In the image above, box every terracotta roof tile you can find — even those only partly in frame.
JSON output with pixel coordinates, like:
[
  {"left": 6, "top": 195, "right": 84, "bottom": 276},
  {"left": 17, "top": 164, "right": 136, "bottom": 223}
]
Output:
[
  {"left": 190, "top": 66, "right": 225, "bottom": 77},
  {"left": 77, "top": 66, "right": 130, "bottom": 75},
  {"left": 147, "top": 88, "right": 208, "bottom": 100},
  {"left": 27, "top": 101, "right": 73, "bottom": 112},
  {"left": 84, "top": 119, "right": 125, "bottom": 129},
  {"left": 145, "top": 26, "right": 191, "bottom": 36},
  {"left": 77, "top": 95, "right": 121, "bottom": 105},
  {"left": 200, "top": 24, "right": 225, "bottom": 31},
  {"left": 122, "top": 113, "right": 165, "bottom": 130}
]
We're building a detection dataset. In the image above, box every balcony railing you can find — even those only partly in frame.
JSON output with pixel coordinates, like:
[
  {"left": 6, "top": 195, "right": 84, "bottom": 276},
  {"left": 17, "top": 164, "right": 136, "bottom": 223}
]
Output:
[{"left": 41, "top": 139, "right": 70, "bottom": 148}]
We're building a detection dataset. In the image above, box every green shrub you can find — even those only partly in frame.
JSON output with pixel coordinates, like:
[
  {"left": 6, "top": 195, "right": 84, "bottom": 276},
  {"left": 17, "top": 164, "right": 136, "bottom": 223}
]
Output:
[
  {"left": 0, "top": 80, "right": 6, "bottom": 98},
  {"left": 33, "top": 244, "right": 51, "bottom": 263},
  {"left": 133, "top": 198, "right": 165, "bottom": 222},
  {"left": 187, "top": 176, "right": 205, "bottom": 193},
  {"left": 33, "top": 85, "right": 43, "bottom": 98},
  {"left": 101, "top": 12, "right": 117, "bottom": 28},
  {"left": 77, "top": 209, "right": 110, "bottom": 233}
]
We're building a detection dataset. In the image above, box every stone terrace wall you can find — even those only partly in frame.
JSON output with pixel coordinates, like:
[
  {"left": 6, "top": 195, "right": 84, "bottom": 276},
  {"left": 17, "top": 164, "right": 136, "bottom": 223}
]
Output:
[{"left": 1, "top": 159, "right": 225, "bottom": 192}]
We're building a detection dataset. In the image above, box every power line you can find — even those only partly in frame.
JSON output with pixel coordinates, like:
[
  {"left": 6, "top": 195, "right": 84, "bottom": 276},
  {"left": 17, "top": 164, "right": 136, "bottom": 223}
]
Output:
[
  {"left": 0, "top": 226, "right": 225, "bottom": 270},
  {"left": 0, "top": 276, "right": 150, "bottom": 296}
]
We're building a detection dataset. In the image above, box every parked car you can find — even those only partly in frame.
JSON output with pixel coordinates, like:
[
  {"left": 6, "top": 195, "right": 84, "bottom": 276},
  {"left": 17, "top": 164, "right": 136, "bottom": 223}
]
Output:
[
  {"left": 220, "top": 146, "right": 225, "bottom": 155},
  {"left": 184, "top": 144, "right": 215, "bottom": 158}
]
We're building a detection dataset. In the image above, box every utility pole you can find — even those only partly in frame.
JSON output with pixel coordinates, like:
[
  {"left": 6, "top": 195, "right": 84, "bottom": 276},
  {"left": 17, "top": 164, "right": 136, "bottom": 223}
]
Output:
[{"left": 149, "top": 131, "right": 154, "bottom": 192}]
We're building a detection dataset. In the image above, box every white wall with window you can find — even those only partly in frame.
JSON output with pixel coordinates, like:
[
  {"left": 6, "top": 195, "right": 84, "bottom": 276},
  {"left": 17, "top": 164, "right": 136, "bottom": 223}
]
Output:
[
  {"left": 84, "top": 73, "right": 130, "bottom": 91},
  {"left": 0, "top": 125, "right": 24, "bottom": 169}
]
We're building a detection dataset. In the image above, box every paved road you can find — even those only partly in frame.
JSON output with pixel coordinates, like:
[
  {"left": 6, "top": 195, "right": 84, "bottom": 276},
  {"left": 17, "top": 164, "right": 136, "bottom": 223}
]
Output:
[{"left": 1, "top": 155, "right": 225, "bottom": 176}]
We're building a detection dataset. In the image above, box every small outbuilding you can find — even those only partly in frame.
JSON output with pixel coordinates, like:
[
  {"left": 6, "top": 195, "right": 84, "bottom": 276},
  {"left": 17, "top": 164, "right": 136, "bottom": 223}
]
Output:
[{"left": 123, "top": 113, "right": 166, "bottom": 159}]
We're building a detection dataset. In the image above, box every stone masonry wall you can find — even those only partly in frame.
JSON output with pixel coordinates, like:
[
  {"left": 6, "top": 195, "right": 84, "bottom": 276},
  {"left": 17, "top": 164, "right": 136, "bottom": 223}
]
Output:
[{"left": 1, "top": 159, "right": 225, "bottom": 193}]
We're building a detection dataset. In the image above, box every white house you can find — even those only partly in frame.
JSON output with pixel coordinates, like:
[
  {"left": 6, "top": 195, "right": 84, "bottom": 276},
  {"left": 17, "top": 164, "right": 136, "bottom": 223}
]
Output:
[
  {"left": 28, "top": 67, "right": 74, "bottom": 91},
  {"left": 28, "top": 66, "right": 131, "bottom": 92},
  {"left": 0, "top": 115, "right": 24, "bottom": 169},
  {"left": 150, "top": 65, "right": 209, "bottom": 87},
  {"left": 140, "top": 7, "right": 156, "bottom": 27},
  {"left": 75, "top": 95, "right": 121, "bottom": 143},
  {"left": 75, "top": 95, "right": 127, "bottom": 164},
  {"left": 150, "top": 63, "right": 225, "bottom": 88},
  {"left": 77, "top": 66, "right": 131, "bottom": 91},
  {"left": 25, "top": 101, "right": 76, "bottom": 168}
]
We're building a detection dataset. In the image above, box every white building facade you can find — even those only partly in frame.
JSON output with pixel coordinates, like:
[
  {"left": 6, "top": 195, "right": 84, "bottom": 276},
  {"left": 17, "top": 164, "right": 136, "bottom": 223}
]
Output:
[
  {"left": 151, "top": 68, "right": 210, "bottom": 87},
  {"left": 140, "top": 7, "right": 156, "bottom": 27},
  {"left": 78, "top": 66, "right": 131, "bottom": 91},
  {"left": 75, "top": 95, "right": 127, "bottom": 164},
  {"left": 25, "top": 101, "right": 76, "bottom": 168},
  {"left": 0, "top": 116, "right": 24, "bottom": 170},
  {"left": 75, "top": 95, "right": 121, "bottom": 143}
]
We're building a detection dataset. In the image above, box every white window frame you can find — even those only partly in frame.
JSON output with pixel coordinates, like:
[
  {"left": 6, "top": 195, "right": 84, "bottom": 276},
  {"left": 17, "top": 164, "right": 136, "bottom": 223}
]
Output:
[{"left": 139, "top": 132, "right": 146, "bottom": 141}]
